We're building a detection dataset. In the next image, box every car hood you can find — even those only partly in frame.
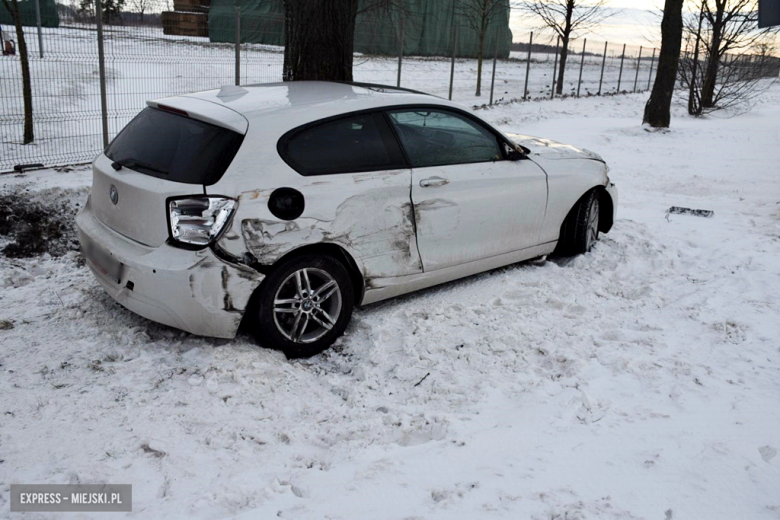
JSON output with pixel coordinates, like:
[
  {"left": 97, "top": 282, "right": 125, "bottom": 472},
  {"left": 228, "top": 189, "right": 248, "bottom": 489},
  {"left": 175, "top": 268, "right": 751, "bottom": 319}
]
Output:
[{"left": 506, "top": 133, "right": 605, "bottom": 163}]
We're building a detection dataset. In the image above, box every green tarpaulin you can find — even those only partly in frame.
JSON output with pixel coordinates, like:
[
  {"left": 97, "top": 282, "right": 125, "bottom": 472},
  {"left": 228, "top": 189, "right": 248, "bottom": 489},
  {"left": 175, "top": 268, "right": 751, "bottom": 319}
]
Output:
[
  {"left": 0, "top": 0, "right": 60, "bottom": 28},
  {"left": 209, "top": 0, "right": 512, "bottom": 59}
]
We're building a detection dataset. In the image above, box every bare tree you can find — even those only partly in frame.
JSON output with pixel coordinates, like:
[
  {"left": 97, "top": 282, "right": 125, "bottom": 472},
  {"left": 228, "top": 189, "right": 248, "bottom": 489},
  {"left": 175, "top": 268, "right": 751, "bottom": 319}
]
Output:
[
  {"left": 1, "top": 0, "right": 33, "bottom": 144},
  {"left": 283, "top": 0, "right": 359, "bottom": 81},
  {"left": 78, "top": 0, "right": 125, "bottom": 25},
  {"left": 678, "top": 2, "right": 779, "bottom": 116},
  {"left": 691, "top": 0, "right": 779, "bottom": 109},
  {"left": 685, "top": 0, "right": 707, "bottom": 115},
  {"left": 643, "top": 0, "right": 684, "bottom": 128},
  {"left": 454, "top": 0, "right": 509, "bottom": 96},
  {"left": 516, "top": 0, "right": 614, "bottom": 95},
  {"left": 128, "top": 0, "right": 148, "bottom": 24}
]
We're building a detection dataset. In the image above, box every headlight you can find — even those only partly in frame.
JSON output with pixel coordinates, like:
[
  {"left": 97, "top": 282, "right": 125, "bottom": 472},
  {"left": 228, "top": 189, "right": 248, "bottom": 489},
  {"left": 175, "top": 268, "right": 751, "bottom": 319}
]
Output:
[{"left": 168, "top": 196, "right": 236, "bottom": 247}]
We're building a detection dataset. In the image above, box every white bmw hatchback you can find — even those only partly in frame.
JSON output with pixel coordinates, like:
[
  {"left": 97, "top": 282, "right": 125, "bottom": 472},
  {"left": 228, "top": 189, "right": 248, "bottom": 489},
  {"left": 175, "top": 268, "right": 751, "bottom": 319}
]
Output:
[{"left": 76, "top": 81, "right": 617, "bottom": 358}]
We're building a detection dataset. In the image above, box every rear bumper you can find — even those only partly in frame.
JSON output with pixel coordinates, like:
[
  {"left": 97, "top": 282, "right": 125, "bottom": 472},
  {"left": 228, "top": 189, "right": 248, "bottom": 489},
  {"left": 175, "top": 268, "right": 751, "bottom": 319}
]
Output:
[{"left": 76, "top": 196, "right": 264, "bottom": 338}]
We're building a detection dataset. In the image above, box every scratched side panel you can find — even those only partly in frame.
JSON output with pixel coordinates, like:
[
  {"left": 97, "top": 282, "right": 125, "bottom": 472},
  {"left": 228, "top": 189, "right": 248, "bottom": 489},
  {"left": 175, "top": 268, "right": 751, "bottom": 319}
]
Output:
[{"left": 215, "top": 169, "right": 423, "bottom": 281}]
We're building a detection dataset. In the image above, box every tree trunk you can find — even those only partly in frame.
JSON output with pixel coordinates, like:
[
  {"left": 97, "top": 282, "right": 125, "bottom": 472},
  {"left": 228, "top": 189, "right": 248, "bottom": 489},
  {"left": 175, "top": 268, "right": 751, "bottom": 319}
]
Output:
[
  {"left": 688, "top": 3, "right": 705, "bottom": 116},
  {"left": 283, "top": 0, "right": 359, "bottom": 82},
  {"left": 475, "top": 30, "right": 485, "bottom": 96},
  {"left": 4, "top": 0, "right": 34, "bottom": 144},
  {"left": 643, "top": 0, "right": 684, "bottom": 128},
  {"left": 700, "top": 11, "right": 724, "bottom": 108},
  {"left": 556, "top": 36, "right": 569, "bottom": 95},
  {"left": 555, "top": 1, "right": 574, "bottom": 95}
]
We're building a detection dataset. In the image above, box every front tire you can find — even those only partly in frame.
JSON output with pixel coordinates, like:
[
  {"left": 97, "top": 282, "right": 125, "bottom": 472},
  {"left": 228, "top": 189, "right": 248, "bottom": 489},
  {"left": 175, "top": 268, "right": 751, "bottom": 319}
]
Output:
[
  {"left": 248, "top": 254, "right": 354, "bottom": 358},
  {"left": 555, "top": 190, "right": 601, "bottom": 256}
]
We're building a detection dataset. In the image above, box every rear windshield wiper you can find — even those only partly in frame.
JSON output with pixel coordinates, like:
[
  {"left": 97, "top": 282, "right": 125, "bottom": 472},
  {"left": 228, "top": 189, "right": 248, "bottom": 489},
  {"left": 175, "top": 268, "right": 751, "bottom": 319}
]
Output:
[{"left": 111, "top": 159, "right": 169, "bottom": 176}]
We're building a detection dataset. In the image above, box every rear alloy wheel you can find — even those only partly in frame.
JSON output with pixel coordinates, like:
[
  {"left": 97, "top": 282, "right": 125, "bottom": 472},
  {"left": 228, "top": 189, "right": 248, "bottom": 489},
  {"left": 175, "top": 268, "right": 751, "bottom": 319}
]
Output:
[
  {"left": 250, "top": 254, "right": 354, "bottom": 358},
  {"left": 273, "top": 268, "right": 341, "bottom": 343},
  {"left": 555, "top": 189, "right": 601, "bottom": 256}
]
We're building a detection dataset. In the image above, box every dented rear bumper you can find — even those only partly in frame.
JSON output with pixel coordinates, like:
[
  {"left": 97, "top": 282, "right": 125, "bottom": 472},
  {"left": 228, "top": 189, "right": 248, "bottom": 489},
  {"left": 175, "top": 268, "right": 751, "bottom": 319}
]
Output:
[{"left": 76, "top": 196, "right": 264, "bottom": 338}]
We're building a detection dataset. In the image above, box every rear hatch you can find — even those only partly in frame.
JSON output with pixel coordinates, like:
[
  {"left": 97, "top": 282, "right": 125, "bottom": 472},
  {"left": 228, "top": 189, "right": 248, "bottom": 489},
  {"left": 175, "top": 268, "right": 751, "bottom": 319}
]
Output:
[{"left": 91, "top": 97, "right": 247, "bottom": 247}]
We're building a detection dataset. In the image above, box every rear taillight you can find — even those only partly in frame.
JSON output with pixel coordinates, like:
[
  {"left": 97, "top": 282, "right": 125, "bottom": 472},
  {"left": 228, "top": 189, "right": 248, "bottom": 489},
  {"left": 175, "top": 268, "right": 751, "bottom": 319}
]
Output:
[{"left": 168, "top": 196, "right": 236, "bottom": 247}]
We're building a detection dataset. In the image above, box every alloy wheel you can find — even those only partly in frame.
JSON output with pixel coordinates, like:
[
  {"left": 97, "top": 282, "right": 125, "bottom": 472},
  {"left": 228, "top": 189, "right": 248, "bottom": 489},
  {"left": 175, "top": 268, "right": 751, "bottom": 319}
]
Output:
[{"left": 272, "top": 268, "right": 342, "bottom": 344}]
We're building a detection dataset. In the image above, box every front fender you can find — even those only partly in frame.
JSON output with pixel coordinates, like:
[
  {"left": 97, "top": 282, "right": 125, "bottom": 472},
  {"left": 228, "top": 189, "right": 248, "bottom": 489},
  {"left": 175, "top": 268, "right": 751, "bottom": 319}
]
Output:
[{"left": 533, "top": 156, "right": 611, "bottom": 244}]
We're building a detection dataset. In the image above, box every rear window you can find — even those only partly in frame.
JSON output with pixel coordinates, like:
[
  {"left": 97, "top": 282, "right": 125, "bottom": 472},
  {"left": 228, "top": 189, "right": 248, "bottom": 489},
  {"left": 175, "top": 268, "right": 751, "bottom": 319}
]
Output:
[
  {"left": 105, "top": 107, "right": 244, "bottom": 186},
  {"left": 279, "top": 112, "right": 406, "bottom": 176}
]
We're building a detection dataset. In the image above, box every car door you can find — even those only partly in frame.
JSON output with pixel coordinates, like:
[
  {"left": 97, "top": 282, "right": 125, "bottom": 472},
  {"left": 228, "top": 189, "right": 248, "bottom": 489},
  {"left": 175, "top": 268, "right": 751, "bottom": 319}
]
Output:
[{"left": 386, "top": 108, "right": 548, "bottom": 272}]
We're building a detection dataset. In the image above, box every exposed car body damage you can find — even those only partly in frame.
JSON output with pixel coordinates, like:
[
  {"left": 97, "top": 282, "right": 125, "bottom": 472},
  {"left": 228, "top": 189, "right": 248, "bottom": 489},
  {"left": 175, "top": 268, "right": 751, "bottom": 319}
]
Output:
[
  {"left": 77, "top": 82, "right": 618, "bottom": 341},
  {"left": 204, "top": 95, "right": 617, "bottom": 309},
  {"left": 76, "top": 196, "right": 263, "bottom": 338},
  {"left": 214, "top": 171, "right": 424, "bottom": 289}
]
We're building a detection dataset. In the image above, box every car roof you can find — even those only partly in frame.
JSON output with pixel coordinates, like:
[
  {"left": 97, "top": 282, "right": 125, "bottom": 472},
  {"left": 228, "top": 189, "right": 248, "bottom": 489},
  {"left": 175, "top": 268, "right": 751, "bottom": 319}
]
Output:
[
  {"left": 174, "top": 81, "right": 458, "bottom": 122},
  {"left": 149, "top": 81, "right": 493, "bottom": 156}
]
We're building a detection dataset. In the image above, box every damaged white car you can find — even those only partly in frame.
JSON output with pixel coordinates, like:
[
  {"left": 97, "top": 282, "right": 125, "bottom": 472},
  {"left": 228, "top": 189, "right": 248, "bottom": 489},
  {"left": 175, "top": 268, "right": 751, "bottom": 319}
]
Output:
[{"left": 76, "top": 81, "right": 618, "bottom": 358}]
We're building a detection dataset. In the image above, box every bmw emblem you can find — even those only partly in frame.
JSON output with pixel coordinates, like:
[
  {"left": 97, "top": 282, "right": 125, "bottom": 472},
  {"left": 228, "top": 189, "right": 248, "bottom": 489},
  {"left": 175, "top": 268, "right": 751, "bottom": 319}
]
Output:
[{"left": 109, "top": 185, "right": 118, "bottom": 205}]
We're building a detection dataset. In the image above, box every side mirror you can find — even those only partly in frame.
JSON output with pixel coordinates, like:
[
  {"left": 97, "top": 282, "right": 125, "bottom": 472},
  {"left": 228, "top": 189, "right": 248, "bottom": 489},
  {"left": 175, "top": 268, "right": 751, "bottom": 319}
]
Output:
[{"left": 504, "top": 142, "right": 527, "bottom": 161}]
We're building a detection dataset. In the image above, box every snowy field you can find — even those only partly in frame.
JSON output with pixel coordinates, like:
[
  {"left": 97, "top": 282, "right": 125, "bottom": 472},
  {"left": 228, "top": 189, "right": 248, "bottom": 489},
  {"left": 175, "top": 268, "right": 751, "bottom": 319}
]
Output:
[
  {"left": 1, "top": 85, "right": 780, "bottom": 519},
  {"left": 0, "top": 24, "right": 653, "bottom": 171}
]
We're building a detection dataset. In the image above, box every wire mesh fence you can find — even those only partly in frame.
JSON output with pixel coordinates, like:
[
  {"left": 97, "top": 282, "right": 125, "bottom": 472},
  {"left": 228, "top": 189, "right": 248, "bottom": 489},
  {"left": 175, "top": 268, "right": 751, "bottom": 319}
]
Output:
[{"left": 1, "top": 3, "right": 778, "bottom": 172}]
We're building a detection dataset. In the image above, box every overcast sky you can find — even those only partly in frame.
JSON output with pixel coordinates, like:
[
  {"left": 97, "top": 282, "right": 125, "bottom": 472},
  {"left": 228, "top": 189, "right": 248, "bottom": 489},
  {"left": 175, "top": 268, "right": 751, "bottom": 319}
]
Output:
[{"left": 508, "top": 1, "right": 664, "bottom": 50}]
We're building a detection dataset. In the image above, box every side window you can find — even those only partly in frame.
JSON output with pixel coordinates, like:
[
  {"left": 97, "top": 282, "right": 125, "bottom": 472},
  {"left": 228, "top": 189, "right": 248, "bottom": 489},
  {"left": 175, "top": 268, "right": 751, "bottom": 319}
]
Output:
[
  {"left": 387, "top": 109, "right": 503, "bottom": 168},
  {"left": 280, "top": 112, "right": 406, "bottom": 176}
]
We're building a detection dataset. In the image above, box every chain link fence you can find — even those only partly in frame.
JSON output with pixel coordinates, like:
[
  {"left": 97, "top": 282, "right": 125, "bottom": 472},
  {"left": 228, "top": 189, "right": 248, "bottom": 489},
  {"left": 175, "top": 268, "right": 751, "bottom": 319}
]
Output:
[{"left": 2, "top": 2, "right": 779, "bottom": 172}]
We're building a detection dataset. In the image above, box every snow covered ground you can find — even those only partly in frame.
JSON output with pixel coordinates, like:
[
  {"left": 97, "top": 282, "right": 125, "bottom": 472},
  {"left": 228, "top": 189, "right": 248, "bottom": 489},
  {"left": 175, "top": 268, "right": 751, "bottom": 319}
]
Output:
[{"left": 1, "top": 85, "right": 780, "bottom": 520}]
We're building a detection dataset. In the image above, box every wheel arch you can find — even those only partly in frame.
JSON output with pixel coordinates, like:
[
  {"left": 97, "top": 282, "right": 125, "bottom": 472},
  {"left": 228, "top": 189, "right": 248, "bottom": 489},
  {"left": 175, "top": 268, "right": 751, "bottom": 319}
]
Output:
[
  {"left": 560, "top": 185, "right": 614, "bottom": 234},
  {"left": 595, "top": 185, "right": 614, "bottom": 233},
  {"left": 256, "top": 243, "right": 366, "bottom": 306}
]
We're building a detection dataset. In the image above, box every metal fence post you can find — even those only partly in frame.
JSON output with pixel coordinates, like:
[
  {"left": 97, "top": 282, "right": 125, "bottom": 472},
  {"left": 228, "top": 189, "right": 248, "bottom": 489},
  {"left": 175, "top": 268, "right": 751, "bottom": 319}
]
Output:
[
  {"left": 617, "top": 43, "right": 626, "bottom": 93},
  {"left": 449, "top": 25, "right": 457, "bottom": 100},
  {"left": 489, "top": 34, "right": 499, "bottom": 105},
  {"left": 551, "top": 35, "right": 560, "bottom": 99},
  {"left": 633, "top": 45, "right": 642, "bottom": 92},
  {"left": 95, "top": 0, "right": 109, "bottom": 149},
  {"left": 647, "top": 48, "right": 656, "bottom": 90},
  {"left": 235, "top": 7, "right": 241, "bottom": 86},
  {"left": 598, "top": 41, "right": 608, "bottom": 95},
  {"left": 33, "top": 0, "right": 43, "bottom": 58},
  {"left": 397, "top": 17, "right": 404, "bottom": 88},
  {"left": 523, "top": 32, "right": 532, "bottom": 100},
  {"left": 577, "top": 38, "right": 586, "bottom": 97}
]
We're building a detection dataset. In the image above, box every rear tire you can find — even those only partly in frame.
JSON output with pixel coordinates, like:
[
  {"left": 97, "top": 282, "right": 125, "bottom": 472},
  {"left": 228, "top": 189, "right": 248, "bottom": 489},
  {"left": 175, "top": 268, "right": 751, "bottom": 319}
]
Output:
[
  {"left": 555, "top": 190, "right": 601, "bottom": 256},
  {"left": 248, "top": 254, "right": 354, "bottom": 359}
]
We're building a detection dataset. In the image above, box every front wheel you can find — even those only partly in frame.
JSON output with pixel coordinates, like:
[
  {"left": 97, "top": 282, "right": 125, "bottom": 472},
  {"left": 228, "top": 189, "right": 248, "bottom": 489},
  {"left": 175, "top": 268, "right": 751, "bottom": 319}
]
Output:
[
  {"left": 248, "top": 254, "right": 354, "bottom": 358},
  {"left": 555, "top": 190, "right": 601, "bottom": 256}
]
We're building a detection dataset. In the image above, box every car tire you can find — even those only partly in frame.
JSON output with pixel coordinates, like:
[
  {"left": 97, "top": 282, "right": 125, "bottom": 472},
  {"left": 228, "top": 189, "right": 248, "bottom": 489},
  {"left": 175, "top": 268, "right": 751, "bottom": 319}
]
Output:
[
  {"left": 555, "top": 189, "right": 601, "bottom": 256},
  {"left": 248, "top": 253, "right": 355, "bottom": 359}
]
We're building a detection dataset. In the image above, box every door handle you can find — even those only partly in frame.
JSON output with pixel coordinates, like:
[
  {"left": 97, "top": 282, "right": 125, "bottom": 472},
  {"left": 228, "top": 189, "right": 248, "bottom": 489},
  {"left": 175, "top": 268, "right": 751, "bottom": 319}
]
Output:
[{"left": 419, "top": 177, "right": 449, "bottom": 188}]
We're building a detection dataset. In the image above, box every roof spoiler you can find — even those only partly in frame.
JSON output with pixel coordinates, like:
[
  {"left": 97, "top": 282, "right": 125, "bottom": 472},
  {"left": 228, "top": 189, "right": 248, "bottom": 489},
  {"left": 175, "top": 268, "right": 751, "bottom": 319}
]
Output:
[
  {"left": 334, "top": 81, "right": 438, "bottom": 98},
  {"left": 147, "top": 97, "right": 249, "bottom": 134}
]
